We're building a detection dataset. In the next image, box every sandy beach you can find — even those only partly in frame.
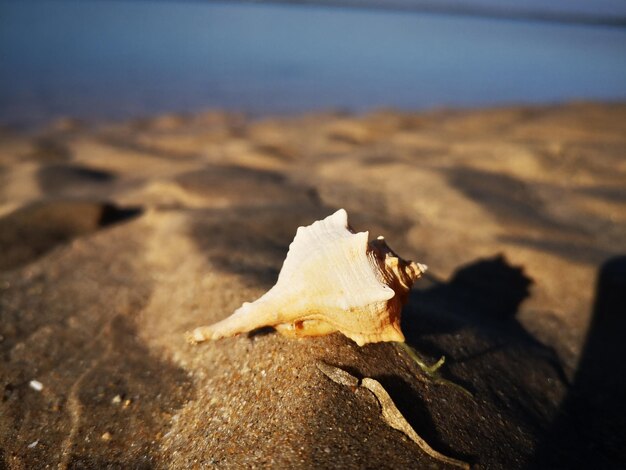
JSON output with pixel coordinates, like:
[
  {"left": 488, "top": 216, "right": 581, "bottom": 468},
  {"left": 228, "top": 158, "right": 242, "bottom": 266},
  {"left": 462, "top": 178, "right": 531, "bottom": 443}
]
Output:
[{"left": 1, "top": 102, "right": 626, "bottom": 468}]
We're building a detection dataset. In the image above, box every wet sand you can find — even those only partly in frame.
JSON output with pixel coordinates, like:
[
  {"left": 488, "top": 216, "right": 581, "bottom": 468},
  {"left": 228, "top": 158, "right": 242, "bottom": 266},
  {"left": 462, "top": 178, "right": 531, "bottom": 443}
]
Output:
[{"left": 1, "top": 102, "right": 625, "bottom": 468}]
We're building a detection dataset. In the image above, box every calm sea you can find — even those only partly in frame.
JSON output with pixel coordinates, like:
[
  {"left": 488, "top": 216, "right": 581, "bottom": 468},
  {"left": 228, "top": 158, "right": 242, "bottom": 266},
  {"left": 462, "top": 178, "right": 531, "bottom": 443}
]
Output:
[{"left": 1, "top": 0, "right": 625, "bottom": 126}]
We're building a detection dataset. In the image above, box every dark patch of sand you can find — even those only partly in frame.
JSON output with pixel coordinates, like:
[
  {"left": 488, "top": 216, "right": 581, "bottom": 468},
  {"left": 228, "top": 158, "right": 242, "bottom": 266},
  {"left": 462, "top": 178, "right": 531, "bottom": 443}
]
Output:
[{"left": 25, "top": 136, "right": 73, "bottom": 163}]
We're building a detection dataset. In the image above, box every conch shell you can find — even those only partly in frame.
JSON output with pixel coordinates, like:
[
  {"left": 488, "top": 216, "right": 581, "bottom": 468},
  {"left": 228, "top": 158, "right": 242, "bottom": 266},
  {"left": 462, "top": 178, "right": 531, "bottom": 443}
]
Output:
[{"left": 187, "top": 209, "right": 426, "bottom": 346}]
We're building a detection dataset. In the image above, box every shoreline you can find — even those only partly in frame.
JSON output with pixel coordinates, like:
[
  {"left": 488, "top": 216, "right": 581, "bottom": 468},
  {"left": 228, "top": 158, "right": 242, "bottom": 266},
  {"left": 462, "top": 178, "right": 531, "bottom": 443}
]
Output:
[
  {"left": 4, "top": 1, "right": 626, "bottom": 130},
  {"left": 5, "top": 98, "right": 626, "bottom": 133}
]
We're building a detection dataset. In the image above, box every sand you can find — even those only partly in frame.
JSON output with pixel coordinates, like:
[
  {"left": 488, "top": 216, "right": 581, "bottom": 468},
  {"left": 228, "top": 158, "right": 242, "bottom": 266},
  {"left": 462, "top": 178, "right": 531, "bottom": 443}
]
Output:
[{"left": 1, "top": 102, "right": 625, "bottom": 468}]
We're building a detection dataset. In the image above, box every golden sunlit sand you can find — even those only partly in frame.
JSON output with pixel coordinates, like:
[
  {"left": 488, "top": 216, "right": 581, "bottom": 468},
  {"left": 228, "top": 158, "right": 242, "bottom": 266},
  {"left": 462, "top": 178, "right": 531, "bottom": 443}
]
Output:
[{"left": 1, "top": 102, "right": 625, "bottom": 468}]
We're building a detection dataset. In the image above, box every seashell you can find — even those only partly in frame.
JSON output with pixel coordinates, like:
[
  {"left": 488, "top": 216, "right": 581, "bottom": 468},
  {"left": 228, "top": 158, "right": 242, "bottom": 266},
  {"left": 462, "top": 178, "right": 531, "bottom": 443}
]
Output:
[{"left": 187, "top": 209, "right": 426, "bottom": 346}]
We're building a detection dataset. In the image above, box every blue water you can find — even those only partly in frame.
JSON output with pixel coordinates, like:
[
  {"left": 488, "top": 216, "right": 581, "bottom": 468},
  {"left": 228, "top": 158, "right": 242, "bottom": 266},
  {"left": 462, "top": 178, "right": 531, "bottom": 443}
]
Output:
[{"left": 1, "top": 0, "right": 625, "bottom": 126}]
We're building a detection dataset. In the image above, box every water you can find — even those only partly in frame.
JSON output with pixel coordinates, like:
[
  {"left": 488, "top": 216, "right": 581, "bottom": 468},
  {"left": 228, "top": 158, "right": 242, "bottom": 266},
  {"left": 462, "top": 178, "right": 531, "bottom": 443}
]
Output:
[{"left": 1, "top": 0, "right": 625, "bottom": 126}]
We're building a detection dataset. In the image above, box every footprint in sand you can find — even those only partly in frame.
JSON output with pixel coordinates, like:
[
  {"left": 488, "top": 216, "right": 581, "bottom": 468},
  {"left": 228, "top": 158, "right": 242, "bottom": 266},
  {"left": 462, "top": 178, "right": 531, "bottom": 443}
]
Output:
[
  {"left": 0, "top": 200, "right": 142, "bottom": 271},
  {"left": 37, "top": 164, "right": 116, "bottom": 197}
]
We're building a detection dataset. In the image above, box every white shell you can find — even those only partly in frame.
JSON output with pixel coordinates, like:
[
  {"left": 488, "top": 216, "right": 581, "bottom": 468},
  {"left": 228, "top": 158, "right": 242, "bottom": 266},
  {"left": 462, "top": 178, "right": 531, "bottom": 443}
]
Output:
[{"left": 187, "top": 209, "right": 426, "bottom": 346}]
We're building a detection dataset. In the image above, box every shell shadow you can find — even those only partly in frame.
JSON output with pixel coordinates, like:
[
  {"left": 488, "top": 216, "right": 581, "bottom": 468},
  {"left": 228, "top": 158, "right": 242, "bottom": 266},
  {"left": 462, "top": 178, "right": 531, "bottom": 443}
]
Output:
[
  {"left": 406, "top": 254, "right": 532, "bottom": 336},
  {"left": 402, "top": 254, "right": 568, "bottom": 387}
]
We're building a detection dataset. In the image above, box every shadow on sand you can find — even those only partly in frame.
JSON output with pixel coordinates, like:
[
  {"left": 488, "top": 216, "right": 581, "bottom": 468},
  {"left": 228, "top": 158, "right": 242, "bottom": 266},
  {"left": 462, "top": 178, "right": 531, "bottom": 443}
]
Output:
[
  {"left": 403, "top": 255, "right": 626, "bottom": 468},
  {"left": 530, "top": 256, "right": 626, "bottom": 469},
  {"left": 403, "top": 255, "right": 563, "bottom": 378}
]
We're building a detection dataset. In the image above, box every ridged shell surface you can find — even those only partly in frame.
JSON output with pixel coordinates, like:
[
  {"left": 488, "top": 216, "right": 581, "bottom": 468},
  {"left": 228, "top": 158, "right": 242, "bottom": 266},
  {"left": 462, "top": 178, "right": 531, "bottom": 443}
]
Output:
[{"left": 187, "top": 209, "right": 426, "bottom": 346}]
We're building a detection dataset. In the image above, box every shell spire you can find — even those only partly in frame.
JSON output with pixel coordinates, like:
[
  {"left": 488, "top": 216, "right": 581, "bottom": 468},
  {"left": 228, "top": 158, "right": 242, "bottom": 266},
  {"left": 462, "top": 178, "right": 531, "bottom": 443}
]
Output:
[{"left": 187, "top": 209, "right": 427, "bottom": 346}]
